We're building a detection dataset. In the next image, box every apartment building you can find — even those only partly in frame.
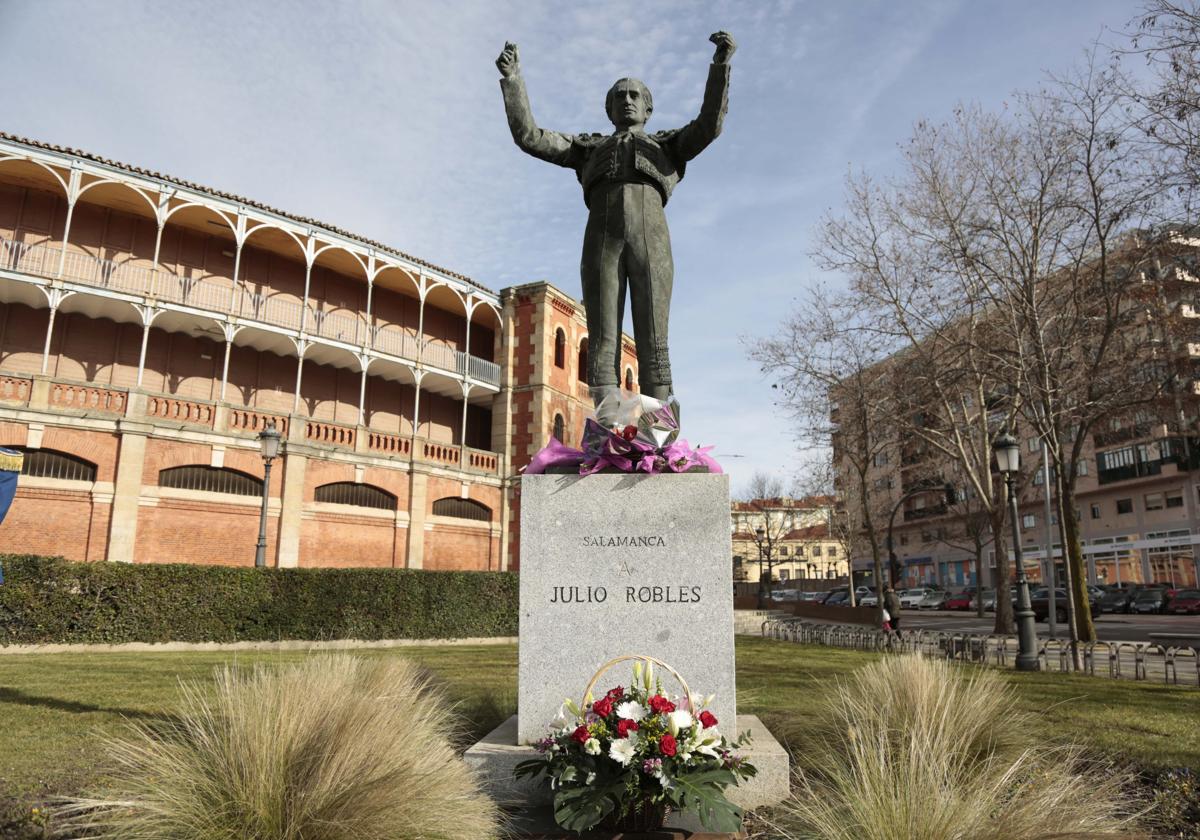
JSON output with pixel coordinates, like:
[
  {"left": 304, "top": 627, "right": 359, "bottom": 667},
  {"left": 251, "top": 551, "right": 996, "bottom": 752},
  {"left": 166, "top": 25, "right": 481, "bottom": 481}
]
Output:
[
  {"left": 837, "top": 241, "right": 1200, "bottom": 592},
  {"left": 0, "top": 133, "right": 633, "bottom": 569}
]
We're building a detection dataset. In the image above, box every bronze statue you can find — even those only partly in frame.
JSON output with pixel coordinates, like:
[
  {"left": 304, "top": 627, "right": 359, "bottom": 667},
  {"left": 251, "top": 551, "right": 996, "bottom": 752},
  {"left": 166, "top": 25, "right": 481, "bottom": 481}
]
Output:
[{"left": 497, "top": 33, "right": 735, "bottom": 425}]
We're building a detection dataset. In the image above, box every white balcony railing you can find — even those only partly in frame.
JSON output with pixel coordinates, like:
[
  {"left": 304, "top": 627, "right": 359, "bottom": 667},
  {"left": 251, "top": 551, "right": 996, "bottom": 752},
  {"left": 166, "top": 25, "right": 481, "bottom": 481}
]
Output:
[{"left": 0, "top": 235, "right": 500, "bottom": 387}]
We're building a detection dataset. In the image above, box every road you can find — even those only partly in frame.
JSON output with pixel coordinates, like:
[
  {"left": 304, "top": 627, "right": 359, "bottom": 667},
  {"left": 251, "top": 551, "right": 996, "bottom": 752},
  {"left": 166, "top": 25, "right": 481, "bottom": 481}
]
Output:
[{"left": 895, "top": 608, "right": 1199, "bottom": 643}]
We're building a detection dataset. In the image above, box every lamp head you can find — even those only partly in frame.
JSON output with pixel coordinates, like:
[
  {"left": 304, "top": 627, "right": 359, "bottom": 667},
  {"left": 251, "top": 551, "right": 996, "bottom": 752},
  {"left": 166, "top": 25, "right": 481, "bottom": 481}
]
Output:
[
  {"left": 992, "top": 432, "right": 1020, "bottom": 474},
  {"left": 258, "top": 420, "right": 282, "bottom": 461}
]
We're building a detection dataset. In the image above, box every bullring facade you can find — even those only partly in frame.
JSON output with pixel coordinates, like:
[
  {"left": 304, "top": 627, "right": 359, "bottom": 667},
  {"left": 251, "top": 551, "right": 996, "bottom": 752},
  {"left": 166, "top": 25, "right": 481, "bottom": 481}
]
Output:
[{"left": 0, "top": 133, "right": 634, "bottom": 570}]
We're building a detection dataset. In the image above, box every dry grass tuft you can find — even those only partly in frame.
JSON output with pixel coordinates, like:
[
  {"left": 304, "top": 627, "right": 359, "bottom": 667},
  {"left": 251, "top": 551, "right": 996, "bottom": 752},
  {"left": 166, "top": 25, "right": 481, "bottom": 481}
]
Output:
[
  {"left": 50, "top": 653, "right": 500, "bottom": 840},
  {"left": 772, "top": 655, "right": 1143, "bottom": 840}
]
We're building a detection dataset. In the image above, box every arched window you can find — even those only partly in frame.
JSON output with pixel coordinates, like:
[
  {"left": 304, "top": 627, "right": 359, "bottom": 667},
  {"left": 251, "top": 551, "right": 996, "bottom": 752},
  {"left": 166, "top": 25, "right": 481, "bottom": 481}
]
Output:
[
  {"left": 159, "top": 466, "right": 261, "bottom": 496},
  {"left": 552, "top": 413, "right": 565, "bottom": 442},
  {"left": 577, "top": 337, "right": 589, "bottom": 383},
  {"left": 314, "top": 482, "right": 396, "bottom": 511},
  {"left": 624, "top": 368, "right": 635, "bottom": 391},
  {"left": 554, "top": 328, "right": 566, "bottom": 368},
  {"left": 431, "top": 497, "right": 492, "bottom": 522},
  {"left": 8, "top": 447, "right": 97, "bottom": 482}
]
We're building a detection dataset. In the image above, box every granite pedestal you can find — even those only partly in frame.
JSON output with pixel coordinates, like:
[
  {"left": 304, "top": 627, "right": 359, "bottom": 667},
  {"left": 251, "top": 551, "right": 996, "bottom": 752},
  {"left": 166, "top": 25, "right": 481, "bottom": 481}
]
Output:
[{"left": 465, "top": 473, "right": 789, "bottom": 831}]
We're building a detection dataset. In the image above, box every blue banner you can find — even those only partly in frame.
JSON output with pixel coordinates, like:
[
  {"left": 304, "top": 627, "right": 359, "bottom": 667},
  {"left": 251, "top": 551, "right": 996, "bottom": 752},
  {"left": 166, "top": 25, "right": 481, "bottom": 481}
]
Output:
[{"left": 0, "top": 446, "right": 22, "bottom": 527}]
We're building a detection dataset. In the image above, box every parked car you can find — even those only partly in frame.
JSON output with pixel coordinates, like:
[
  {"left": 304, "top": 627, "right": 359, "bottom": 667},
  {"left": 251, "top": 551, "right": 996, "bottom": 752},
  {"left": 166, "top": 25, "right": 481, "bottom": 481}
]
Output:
[
  {"left": 943, "top": 588, "right": 976, "bottom": 611},
  {"left": 1167, "top": 589, "right": 1200, "bottom": 615},
  {"left": 860, "top": 592, "right": 879, "bottom": 607},
  {"left": 1030, "top": 587, "right": 1099, "bottom": 622},
  {"left": 1132, "top": 587, "right": 1170, "bottom": 614},
  {"left": 769, "top": 588, "right": 800, "bottom": 603},
  {"left": 918, "top": 590, "right": 949, "bottom": 610},
  {"left": 797, "top": 591, "right": 823, "bottom": 602},
  {"left": 823, "top": 589, "right": 850, "bottom": 606},
  {"left": 899, "top": 588, "right": 933, "bottom": 608},
  {"left": 1099, "top": 586, "right": 1135, "bottom": 614},
  {"left": 969, "top": 588, "right": 996, "bottom": 611}
]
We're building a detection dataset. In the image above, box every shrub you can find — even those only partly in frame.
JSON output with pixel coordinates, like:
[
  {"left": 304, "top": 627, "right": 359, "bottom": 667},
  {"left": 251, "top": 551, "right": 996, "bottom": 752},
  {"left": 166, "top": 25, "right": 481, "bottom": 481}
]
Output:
[
  {"left": 772, "top": 655, "right": 1142, "bottom": 840},
  {"left": 50, "top": 653, "right": 501, "bottom": 840},
  {"left": 0, "top": 555, "right": 517, "bottom": 644}
]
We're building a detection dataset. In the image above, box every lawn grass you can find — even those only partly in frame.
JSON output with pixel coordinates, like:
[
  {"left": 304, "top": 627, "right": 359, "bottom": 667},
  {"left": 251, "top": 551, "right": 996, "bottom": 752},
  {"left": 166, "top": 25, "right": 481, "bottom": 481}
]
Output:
[{"left": 0, "top": 637, "right": 1195, "bottom": 818}]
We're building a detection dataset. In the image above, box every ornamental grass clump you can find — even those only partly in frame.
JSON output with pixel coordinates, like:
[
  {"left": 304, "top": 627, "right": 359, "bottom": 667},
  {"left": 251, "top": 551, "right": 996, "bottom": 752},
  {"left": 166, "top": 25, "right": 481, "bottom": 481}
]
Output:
[
  {"left": 51, "top": 653, "right": 500, "bottom": 840},
  {"left": 772, "top": 655, "right": 1141, "bottom": 840}
]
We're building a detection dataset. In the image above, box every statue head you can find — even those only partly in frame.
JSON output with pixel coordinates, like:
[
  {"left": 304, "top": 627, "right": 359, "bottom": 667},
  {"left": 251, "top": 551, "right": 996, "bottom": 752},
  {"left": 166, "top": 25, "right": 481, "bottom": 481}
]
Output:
[{"left": 606, "top": 78, "right": 653, "bottom": 130}]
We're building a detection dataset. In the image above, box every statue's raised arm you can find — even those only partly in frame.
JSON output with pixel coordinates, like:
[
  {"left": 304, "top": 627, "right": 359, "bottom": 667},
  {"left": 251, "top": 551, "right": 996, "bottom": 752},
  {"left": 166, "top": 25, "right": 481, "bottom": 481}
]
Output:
[
  {"left": 662, "top": 31, "right": 736, "bottom": 164},
  {"left": 497, "top": 42, "right": 582, "bottom": 169}
]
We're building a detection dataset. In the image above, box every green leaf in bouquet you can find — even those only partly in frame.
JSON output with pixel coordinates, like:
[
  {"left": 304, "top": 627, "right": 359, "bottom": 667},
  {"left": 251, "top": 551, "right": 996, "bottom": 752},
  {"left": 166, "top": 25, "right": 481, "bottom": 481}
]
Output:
[
  {"left": 669, "top": 768, "right": 745, "bottom": 833},
  {"left": 552, "top": 779, "right": 624, "bottom": 833}
]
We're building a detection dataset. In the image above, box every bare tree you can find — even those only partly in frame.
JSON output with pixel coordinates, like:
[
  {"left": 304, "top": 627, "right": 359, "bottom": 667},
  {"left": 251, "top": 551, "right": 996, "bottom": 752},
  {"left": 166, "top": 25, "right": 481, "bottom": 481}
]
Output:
[
  {"left": 750, "top": 288, "right": 898, "bottom": 621},
  {"left": 736, "top": 472, "right": 789, "bottom": 607},
  {"left": 1129, "top": 1, "right": 1200, "bottom": 215}
]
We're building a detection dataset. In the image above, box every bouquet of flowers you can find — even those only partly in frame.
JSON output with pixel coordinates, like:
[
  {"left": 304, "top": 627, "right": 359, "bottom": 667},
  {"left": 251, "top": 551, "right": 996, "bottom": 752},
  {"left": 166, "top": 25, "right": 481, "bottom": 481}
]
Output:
[
  {"left": 514, "top": 657, "right": 755, "bottom": 833},
  {"left": 524, "top": 393, "right": 722, "bottom": 475}
]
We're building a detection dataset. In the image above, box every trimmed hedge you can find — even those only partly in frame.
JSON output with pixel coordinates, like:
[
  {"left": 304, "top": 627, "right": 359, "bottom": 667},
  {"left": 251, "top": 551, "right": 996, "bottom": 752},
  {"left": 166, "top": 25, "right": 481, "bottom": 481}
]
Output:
[{"left": 0, "top": 555, "right": 518, "bottom": 645}]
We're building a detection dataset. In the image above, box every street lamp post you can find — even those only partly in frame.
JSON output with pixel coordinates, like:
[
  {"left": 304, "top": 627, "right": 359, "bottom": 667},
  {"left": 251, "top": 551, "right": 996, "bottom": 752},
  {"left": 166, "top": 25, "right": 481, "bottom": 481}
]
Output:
[
  {"left": 254, "top": 421, "right": 282, "bottom": 568},
  {"left": 993, "top": 432, "right": 1040, "bottom": 672}
]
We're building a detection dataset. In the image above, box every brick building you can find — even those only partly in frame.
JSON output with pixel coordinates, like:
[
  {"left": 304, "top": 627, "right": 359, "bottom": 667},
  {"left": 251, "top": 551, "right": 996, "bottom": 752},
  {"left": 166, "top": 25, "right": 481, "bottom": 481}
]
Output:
[{"left": 0, "top": 133, "right": 633, "bottom": 570}]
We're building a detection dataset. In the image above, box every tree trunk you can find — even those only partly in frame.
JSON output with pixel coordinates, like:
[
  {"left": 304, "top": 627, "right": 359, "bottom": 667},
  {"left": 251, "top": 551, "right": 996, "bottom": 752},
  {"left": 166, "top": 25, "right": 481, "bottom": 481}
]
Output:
[
  {"left": 1060, "top": 485, "right": 1096, "bottom": 644},
  {"left": 975, "top": 549, "right": 987, "bottom": 618},
  {"left": 991, "top": 507, "right": 1015, "bottom": 634}
]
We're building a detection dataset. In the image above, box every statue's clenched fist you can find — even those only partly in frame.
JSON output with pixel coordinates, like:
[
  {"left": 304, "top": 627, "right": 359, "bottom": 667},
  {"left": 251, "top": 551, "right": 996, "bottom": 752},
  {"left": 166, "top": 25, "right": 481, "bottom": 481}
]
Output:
[
  {"left": 709, "top": 31, "right": 736, "bottom": 64},
  {"left": 496, "top": 42, "right": 520, "bottom": 78}
]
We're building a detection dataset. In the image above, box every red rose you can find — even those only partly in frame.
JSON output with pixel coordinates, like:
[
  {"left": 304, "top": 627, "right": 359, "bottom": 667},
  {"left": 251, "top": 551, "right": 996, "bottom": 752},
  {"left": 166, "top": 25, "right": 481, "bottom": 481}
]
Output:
[
  {"left": 621, "top": 424, "right": 638, "bottom": 441},
  {"left": 571, "top": 725, "right": 590, "bottom": 744},
  {"left": 648, "top": 694, "right": 676, "bottom": 714},
  {"left": 617, "top": 719, "right": 639, "bottom": 738},
  {"left": 699, "top": 711, "right": 719, "bottom": 729},
  {"left": 591, "top": 697, "right": 614, "bottom": 718},
  {"left": 606, "top": 685, "right": 625, "bottom": 699},
  {"left": 659, "top": 734, "right": 678, "bottom": 757}
]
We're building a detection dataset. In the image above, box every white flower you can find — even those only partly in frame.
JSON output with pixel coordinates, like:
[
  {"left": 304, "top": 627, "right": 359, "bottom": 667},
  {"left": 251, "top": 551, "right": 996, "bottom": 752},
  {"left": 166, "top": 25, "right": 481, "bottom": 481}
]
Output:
[
  {"left": 584, "top": 737, "right": 602, "bottom": 756},
  {"left": 688, "top": 727, "right": 722, "bottom": 758},
  {"left": 551, "top": 702, "right": 572, "bottom": 729},
  {"left": 667, "top": 710, "right": 694, "bottom": 733},
  {"left": 586, "top": 772, "right": 596, "bottom": 784},
  {"left": 609, "top": 737, "right": 636, "bottom": 766},
  {"left": 616, "top": 700, "right": 646, "bottom": 721}
]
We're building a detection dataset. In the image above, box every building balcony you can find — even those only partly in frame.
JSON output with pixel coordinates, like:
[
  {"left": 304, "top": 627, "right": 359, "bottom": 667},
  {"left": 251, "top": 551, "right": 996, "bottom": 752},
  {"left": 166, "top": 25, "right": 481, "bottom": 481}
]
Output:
[
  {"left": 0, "top": 236, "right": 501, "bottom": 388},
  {"left": 0, "top": 372, "right": 501, "bottom": 475}
]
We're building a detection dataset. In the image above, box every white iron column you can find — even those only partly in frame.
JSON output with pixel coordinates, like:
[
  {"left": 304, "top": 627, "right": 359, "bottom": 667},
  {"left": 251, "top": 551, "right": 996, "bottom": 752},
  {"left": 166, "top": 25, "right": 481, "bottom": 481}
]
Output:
[
  {"left": 292, "top": 339, "right": 309, "bottom": 415},
  {"left": 39, "top": 288, "right": 72, "bottom": 374},
  {"left": 301, "top": 236, "right": 315, "bottom": 333},
  {"left": 135, "top": 305, "right": 159, "bottom": 386},
  {"left": 219, "top": 323, "right": 236, "bottom": 401},
  {"left": 227, "top": 213, "right": 247, "bottom": 314},
  {"left": 54, "top": 168, "right": 82, "bottom": 279},
  {"left": 357, "top": 354, "right": 370, "bottom": 426},
  {"left": 411, "top": 369, "right": 425, "bottom": 440},
  {"left": 460, "top": 382, "right": 471, "bottom": 459}
]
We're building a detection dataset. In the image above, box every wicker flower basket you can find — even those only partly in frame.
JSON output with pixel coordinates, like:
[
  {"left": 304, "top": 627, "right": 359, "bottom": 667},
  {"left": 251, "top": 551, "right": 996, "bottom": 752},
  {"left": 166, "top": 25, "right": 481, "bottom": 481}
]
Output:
[{"left": 582, "top": 654, "right": 693, "bottom": 833}]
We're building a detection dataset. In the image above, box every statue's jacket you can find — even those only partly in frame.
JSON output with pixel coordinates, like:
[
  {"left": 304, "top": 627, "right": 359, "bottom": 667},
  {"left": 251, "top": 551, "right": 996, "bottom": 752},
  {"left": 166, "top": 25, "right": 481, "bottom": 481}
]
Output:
[{"left": 500, "top": 63, "right": 730, "bottom": 209}]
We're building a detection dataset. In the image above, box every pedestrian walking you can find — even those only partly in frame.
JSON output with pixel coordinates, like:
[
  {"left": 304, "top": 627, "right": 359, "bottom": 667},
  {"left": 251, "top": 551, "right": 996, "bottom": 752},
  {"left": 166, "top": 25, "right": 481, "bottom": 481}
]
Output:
[{"left": 883, "top": 584, "right": 903, "bottom": 641}]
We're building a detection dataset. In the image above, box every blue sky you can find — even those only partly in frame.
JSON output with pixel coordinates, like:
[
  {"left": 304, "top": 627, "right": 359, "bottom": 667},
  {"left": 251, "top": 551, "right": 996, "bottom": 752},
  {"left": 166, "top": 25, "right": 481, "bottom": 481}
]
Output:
[{"left": 0, "top": 0, "right": 1146, "bottom": 493}]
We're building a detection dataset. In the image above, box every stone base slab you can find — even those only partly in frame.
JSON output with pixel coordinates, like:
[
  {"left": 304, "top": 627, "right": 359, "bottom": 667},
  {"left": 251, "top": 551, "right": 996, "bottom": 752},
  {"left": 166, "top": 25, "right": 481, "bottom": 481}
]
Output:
[{"left": 465, "top": 714, "right": 789, "bottom": 834}]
